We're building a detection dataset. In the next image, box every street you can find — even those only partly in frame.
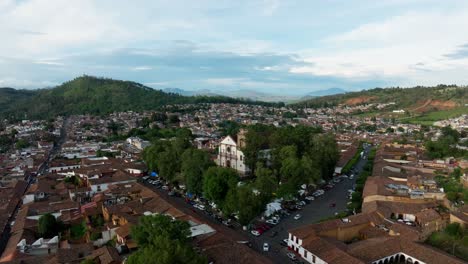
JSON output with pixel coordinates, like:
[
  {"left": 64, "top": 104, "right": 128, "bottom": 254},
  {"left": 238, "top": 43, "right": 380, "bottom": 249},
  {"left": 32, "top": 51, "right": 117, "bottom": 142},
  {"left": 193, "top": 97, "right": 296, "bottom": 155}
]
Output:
[{"left": 143, "top": 144, "right": 372, "bottom": 264}]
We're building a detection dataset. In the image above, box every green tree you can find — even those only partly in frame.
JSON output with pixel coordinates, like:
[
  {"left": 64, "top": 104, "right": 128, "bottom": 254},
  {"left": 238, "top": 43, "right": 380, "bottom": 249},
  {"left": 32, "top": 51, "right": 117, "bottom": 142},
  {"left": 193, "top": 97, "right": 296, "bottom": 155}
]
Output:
[
  {"left": 38, "top": 213, "right": 59, "bottom": 238},
  {"left": 127, "top": 215, "right": 206, "bottom": 264},
  {"left": 181, "top": 149, "right": 214, "bottom": 195},
  {"left": 203, "top": 167, "right": 239, "bottom": 206},
  {"left": 254, "top": 163, "right": 277, "bottom": 200}
]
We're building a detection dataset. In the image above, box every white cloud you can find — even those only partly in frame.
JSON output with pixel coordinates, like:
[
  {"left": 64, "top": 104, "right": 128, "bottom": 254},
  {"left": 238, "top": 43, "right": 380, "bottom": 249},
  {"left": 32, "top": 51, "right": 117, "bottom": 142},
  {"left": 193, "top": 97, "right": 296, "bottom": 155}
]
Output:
[
  {"left": 34, "top": 60, "right": 64, "bottom": 66},
  {"left": 131, "top": 66, "right": 152, "bottom": 71},
  {"left": 295, "top": 7, "right": 468, "bottom": 85}
]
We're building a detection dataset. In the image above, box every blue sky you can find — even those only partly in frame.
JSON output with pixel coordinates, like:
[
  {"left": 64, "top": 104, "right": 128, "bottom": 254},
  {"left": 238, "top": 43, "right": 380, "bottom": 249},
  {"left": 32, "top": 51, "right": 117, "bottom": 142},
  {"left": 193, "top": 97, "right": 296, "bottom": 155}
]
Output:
[{"left": 1, "top": 0, "right": 468, "bottom": 95}]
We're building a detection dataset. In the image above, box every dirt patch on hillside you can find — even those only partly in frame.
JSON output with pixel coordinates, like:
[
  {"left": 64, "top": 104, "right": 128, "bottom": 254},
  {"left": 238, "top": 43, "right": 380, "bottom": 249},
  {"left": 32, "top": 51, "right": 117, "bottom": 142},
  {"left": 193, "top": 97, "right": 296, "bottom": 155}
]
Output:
[
  {"left": 344, "top": 96, "right": 376, "bottom": 105},
  {"left": 411, "top": 99, "right": 458, "bottom": 113}
]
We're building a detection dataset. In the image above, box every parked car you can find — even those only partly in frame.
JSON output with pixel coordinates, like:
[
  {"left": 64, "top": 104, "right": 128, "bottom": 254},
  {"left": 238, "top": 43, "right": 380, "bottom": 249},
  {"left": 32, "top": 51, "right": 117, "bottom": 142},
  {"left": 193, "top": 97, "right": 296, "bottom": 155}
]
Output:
[
  {"left": 142, "top": 176, "right": 149, "bottom": 181},
  {"left": 194, "top": 204, "right": 205, "bottom": 211},
  {"left": 251, "top": 230, "right": 261, "bottom": 236},
  {"left": 305, "top": 196, "right": 315, "bottom": 201},
  {"left": 287, "top": 252, "right": 297, "bottom": 261},
  {"left": 281, "top": 238, "right": 289, "bottom": 246},
  {"left": 263, "top": 243, "right": 270, "bottom": 252},
  {"left": 266, "top": 219, "right": 279, "bottom": 225},
  {"left": 162, "top": 185, "right": 169, "bottom": 190},
  {"left": 294, "top": 214, "right": 302, "bottom": 220}
]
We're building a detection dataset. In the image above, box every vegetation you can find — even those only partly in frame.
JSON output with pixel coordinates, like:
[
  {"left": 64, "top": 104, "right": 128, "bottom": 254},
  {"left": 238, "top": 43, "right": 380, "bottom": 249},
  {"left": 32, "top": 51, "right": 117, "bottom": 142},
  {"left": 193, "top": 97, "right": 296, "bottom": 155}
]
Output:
[
  {"left": 341, "top": 142, "right": 364, "bottom": 175},
  {"left": 0, "top": 134, "right": 13, "bottom": 153},
  {"left": 425, "top": 126, "right": 467, "bottom": 159},
  {"left": 143, "top": 124, "right": 339, "bottom": 226},
  {"left": 434, "top": 168, "right": 468, "bottom": 204},
  {"left": 426, "top": 223, "right": 468, "bottom": 261},
  {"left": 38, "top": 213, "right": 61, "bottom": 238},
  {"left": 347, "top": 146, "right": 377, "bottom": 213},
  {"left": 0, "top": 76, "right": 282, "bottom": 119},
  {"left": 294, "top": 85, "right": 467, "bottom": 110},
  {"left": 202, "top": 167, "right": 239, "bottom": 208},
  {"left": 70, "top": 221, "right": 87, "bottom": 239},
  {"left": 127, "top": 215, "right": 207, "bottom": 264},
  {"left": 403, "top": 106, "right": 468, "bottom": 125}
]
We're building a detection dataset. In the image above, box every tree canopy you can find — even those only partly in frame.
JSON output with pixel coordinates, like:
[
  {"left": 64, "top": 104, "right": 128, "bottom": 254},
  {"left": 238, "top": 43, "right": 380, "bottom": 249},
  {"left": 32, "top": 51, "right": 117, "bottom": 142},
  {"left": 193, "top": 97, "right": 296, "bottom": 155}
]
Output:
[{"left": 127, "top": 215, "right": 206, "bottom": 264}]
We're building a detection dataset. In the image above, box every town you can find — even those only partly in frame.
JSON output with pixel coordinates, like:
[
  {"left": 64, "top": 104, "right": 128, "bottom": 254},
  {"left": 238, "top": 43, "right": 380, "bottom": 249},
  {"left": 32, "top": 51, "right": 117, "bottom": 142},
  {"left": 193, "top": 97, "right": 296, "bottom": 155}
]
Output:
[{"left": 0, "top": 102, "right": 466, "bottom": 264}]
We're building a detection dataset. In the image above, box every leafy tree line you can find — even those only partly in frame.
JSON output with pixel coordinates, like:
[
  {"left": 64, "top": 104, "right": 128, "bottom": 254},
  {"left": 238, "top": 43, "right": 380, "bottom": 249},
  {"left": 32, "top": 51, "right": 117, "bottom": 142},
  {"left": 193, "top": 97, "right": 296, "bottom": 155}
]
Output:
[
  {"left": 242, "top": 124, "right": 339, "bottom": 198},
  {"left": 143, "top": 124, "right": 340, "bottom": 225},
  {"left": 143, "top": 129, "right": 215, "bottom": 194}
]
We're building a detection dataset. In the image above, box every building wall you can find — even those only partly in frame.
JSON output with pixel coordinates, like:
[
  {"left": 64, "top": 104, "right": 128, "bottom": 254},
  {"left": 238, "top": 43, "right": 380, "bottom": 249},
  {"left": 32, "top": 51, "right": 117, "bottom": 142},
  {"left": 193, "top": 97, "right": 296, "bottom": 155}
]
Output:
[
  {"left": 288, "top": 233, "right": 327, "bottom": 264},
  {"left": 217, "top": 136, "right": 250, "bottom": 175}
]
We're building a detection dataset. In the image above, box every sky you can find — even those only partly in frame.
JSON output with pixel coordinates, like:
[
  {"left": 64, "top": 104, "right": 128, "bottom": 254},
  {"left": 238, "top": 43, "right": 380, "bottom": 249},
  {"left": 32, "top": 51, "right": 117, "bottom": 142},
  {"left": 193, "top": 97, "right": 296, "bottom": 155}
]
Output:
[{"left": 1, "top": 0, "right": 468, "bottom": 95}]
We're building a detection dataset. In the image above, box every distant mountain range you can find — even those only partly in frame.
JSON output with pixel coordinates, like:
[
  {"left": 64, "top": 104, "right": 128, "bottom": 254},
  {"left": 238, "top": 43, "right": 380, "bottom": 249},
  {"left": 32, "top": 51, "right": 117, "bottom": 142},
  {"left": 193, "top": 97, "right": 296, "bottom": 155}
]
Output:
[{"left": 163, "top": 87, "right": 348, "bottom": 102}]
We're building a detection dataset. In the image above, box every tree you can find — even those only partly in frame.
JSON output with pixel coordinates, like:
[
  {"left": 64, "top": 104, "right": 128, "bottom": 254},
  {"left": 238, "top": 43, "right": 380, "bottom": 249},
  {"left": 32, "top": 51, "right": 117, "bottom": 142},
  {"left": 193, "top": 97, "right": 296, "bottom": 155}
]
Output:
[
  {"left": 203, "top": 167, "right": 239, "bottom": 206},
  {"left": 236, "top": 185, "right": 263, "bottom": 225},
  {"left": 254, "top": 163, "right": 277, "bottom": 201},
  {"left": 181, "top": 149, "right": 214, "bottom": 195},
  {"left": 127, "top": 215, "right": 206, "bottom": 264},
  {"left": 38, "top": 213, "right": 59, "bottom": 238}
]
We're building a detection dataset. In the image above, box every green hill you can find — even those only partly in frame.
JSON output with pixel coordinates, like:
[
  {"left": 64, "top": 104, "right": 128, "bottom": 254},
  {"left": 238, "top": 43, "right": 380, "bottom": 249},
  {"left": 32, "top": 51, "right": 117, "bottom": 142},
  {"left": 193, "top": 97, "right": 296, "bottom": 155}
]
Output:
[
  {"left": 0, "top": 76, "right": 281, "bottom": 119},
  {"left": 294, "top": 85, "right": 468, "bottom": 124}
]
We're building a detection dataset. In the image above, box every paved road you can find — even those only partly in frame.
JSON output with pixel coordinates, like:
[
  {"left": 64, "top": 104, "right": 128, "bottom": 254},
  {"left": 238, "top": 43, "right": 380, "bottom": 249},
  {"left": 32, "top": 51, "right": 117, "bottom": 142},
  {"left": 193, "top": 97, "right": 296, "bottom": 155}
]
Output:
[
  {"left": 250, "top": 144, "right": 372, "bottom": 263},
  {"left": 144, "top": 144, "right": 372, "bottom": 264}
]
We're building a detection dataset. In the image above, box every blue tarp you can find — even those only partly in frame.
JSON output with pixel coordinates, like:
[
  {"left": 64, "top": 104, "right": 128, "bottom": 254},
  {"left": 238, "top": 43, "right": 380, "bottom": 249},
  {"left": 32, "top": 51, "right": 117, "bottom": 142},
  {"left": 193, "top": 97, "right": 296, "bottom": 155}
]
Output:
[
  {"left": 150, "top": 171, "right": 158, "bottom": 177},
  {"left": 186, "top": 192, "right": 194, "bottom": 199}
]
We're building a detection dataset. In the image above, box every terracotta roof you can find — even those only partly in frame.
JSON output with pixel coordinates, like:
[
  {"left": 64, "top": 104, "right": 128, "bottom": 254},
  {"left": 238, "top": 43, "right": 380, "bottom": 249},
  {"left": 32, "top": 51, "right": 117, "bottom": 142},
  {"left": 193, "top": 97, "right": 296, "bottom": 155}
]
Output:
[
  {"left": 300, "top": 235, "right": 364, "bottom": 264},
  {"left": 87, "top": 246, "right": 122, "bottom": 264},
  {"left": 414, "top": 208, "right": 441, "bottom": 224},
  {"left": 196, "top": 233, "right": 272, "bottom": 264}
]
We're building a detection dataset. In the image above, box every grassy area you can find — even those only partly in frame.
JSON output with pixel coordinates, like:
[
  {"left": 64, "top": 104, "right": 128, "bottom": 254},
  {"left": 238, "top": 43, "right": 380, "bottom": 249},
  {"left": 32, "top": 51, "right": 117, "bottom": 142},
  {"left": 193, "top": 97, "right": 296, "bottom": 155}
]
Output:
[
  {"left": 401, "top": 107, "right": 468, "bottom": 125},
  {"left": 426, "top": 223, "right": 468, "bottom": 261}
]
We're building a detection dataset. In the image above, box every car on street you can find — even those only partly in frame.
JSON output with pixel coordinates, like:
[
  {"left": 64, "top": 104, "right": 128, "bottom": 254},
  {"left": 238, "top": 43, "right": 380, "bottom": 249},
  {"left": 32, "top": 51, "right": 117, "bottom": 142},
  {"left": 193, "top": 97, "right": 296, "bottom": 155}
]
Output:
[
  {"left": 266, "top": 219, "right": 279, "bottom": 225},
  {"left": 270, "top": 231, "right": 278, "bottom": 237},
  {"left": 142, "top": 176, "right": 149, "bottom": 181},
  {"left": 287, "top": 252, "right": 297, "bottom": 261},
  {"left": 194, "top": 204, "right": 205, "bottom": 210},
  {"left": 350, "top": 174, "right": 354, "bottom": 180},
  {"left": 281, "top": 238, "right": 289, "bottom": 246},
  {"left": 305, "top": 196, "right": 315, "bottom": 201},
  {"left": 263, "top": 242, "right": 270, "bottom": 252},
  {"left": 294, "top": 214, "right": 302, "bottom": 220},
  {"left": 251, "top": 230, "right": 261, "bottom": 236},
  {"left": 162, "top": 185, "right": 169, "bottom": 190}
]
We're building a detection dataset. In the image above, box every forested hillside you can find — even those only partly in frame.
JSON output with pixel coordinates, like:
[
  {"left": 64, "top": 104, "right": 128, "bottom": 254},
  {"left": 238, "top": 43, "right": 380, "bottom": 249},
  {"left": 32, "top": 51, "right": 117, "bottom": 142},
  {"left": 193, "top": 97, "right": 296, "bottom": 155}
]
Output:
[{"left": 0, "top": 76, "right": 281, "bottom": 119}]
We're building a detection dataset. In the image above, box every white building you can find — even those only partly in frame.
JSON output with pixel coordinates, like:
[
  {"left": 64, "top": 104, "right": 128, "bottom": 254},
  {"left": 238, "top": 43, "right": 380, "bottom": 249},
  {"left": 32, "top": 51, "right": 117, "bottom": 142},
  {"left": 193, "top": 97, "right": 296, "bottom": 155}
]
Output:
[{"left": 217, "top": 130, "right": 250, "bottom": 176}]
